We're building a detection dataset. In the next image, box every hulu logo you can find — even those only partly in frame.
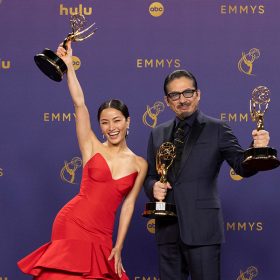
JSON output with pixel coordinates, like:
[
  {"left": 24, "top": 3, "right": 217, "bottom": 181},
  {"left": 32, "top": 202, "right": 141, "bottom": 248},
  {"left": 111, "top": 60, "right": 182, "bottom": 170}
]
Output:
[
  {"left": 59, "top": 4, "right": 92, "bottom": 16},
  {"left": 0, "top": 59, "right": 11, "bottom": 69}
]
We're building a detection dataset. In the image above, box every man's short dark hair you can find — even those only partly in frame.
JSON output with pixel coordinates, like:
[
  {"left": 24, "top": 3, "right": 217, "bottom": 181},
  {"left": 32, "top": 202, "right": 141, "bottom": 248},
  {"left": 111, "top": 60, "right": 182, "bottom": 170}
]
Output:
[{"left": 164, "top": 70, "right": 198, "bottom": 95}]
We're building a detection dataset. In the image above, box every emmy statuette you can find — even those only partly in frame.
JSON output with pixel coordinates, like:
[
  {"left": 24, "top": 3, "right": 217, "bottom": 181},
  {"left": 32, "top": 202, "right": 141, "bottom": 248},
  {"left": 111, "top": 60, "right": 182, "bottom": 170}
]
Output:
[
  {"left": 34, "top": 14, "right": 97, "bottom": 82},
  {"left": 143, "top": 142, "right": 177, "bottom": 218},
  {"left": 242, "top": 86, "right": 280, "bottom": 171}
]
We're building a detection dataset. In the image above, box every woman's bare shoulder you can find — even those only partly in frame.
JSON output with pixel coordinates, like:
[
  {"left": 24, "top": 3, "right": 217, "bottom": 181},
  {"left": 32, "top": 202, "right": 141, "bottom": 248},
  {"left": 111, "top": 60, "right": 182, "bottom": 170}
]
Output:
[{"left": 133, "top": 154, "right": 148, "bottom": 172}]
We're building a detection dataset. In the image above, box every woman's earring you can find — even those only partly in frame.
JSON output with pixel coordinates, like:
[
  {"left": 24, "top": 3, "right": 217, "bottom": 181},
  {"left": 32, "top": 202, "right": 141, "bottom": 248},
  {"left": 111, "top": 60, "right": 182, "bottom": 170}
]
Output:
[
  {"left": 126, "top": 127, "right": 130, "bottom": 137},
  {"left": 102, "top": 134, "right": 105, "bottom": 139}
]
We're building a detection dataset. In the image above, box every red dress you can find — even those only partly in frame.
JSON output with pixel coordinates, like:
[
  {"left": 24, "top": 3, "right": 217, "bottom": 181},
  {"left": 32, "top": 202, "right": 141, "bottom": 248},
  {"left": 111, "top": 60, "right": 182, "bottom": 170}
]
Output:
[{"left": 18, "top": 153, "right": 138, "bottom": 280}]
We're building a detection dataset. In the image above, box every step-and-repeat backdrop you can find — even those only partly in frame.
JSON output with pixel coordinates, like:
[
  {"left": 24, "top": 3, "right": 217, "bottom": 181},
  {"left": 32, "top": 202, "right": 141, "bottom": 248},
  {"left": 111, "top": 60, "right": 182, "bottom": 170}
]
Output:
[{"left": 0, "top": 1, "right": 280, "bottom": 279}]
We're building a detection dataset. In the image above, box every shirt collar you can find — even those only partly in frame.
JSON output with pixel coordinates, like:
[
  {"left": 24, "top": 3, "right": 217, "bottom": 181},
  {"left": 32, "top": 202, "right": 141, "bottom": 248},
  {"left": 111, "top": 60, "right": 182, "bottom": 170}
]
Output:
[{"left": 175, "top": 109, "right": 199, "bottom": 128}]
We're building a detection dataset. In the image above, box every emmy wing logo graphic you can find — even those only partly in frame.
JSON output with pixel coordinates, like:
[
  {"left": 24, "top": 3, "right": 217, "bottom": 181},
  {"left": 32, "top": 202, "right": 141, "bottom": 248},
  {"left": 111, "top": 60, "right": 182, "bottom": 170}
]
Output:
[
  {"left": 238, "top": 48, "right": 260, "bottom": 76},
  {"left": 230, "top": 168, "right": 243, "bottom": 181},
  {"left": 60, "top": 157, "right": 82, "bottom": 184},
  {"left": 237, "top": 266, "right": 258, "bottom": 280},
  {"left": 142, "top": 101, "right": 165, "bottom": 128}
]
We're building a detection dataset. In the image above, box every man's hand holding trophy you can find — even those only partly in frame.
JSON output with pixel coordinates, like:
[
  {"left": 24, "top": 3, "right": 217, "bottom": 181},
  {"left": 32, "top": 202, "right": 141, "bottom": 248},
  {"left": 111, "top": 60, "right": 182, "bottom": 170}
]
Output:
[
  {"left": 242, "top": 86, "right": 280, "bottom": 171},
  {"left": 143, "top": 142, "right": 177, "bottom": 218}
]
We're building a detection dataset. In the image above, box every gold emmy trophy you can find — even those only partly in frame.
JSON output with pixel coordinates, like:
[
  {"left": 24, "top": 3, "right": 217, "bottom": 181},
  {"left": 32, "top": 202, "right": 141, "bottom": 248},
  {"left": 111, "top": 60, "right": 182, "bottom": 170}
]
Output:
[
  {"left": 34, "top": 14, "right": 97, "bottom": 82},
  {"left": 242, "top": 86, "right": 280, "bottom": 171},
  {"left": 143, "top": 142, "right": 177, "bottom": 218}
]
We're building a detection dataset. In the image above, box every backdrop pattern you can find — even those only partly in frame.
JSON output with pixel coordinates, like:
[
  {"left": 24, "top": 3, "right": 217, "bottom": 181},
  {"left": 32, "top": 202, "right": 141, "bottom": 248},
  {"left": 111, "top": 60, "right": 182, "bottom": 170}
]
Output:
[{"left": 0, "top": 1, "right": 280, "bottom": 279}]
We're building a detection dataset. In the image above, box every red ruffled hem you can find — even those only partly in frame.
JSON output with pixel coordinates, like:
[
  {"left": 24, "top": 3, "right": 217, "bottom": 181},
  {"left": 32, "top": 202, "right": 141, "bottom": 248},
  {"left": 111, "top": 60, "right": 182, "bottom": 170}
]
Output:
[{"left": 17, "top": 239, "right": 129, "bottom": 280}]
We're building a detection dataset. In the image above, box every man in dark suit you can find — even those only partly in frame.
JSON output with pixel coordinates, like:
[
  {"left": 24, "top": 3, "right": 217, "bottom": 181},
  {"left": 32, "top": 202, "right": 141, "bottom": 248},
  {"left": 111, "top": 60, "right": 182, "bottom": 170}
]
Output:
[{"left": 144, "top": 70, "right": 270, "bottom": 280}]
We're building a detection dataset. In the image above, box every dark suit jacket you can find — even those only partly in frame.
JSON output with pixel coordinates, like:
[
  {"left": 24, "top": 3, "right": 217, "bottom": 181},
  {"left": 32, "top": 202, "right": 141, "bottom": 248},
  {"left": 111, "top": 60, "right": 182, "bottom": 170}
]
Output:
[{"left": 144, "top": 111, "right": 257, "bottom": 246}]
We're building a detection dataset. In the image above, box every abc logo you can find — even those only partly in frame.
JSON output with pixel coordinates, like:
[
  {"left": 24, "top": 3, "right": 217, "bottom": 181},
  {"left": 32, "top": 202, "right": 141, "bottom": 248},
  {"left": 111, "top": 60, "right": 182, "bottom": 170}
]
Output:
[
  {"left": 72, "top": 56, "right": 81, "bottom": 70},
  {"left": 149, "top": 2, "right": 164, "bottom": 17},
  {"left": 147, "top": 219, "right": 155, "bottom": 234},
  {"left": 230, "top": 168, "right": 243, "bottom": 181}
]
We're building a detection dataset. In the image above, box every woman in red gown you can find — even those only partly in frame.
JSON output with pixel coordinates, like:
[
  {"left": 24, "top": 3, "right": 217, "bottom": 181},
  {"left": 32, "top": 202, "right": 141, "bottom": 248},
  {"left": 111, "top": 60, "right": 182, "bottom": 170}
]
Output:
[{"left": 18, "top": 42, "right": 148, "bottom": 280}]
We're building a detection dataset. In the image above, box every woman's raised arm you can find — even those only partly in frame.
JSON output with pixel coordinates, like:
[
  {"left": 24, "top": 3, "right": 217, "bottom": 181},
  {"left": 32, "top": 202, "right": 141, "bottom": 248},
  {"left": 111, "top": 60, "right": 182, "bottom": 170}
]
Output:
[{"left": 57, "top": 41, "right": 100, "bottom": 163}]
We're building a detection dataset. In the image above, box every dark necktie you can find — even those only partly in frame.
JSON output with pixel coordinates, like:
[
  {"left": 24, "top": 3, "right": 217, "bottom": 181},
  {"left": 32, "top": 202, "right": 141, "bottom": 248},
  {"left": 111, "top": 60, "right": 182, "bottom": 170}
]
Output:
[{"left": 172, "top": 119, "right": 188, "bottom": 175}]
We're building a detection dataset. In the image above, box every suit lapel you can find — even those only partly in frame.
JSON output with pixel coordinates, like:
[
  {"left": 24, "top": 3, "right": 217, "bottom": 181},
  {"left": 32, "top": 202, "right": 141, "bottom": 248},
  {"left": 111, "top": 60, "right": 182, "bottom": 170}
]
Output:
[{"left": 176, "top": 114, "right": 205, "bottom": 177}]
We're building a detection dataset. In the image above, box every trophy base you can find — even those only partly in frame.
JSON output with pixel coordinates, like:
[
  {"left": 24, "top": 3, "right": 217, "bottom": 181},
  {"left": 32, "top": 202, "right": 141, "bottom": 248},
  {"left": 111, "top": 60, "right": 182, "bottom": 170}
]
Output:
[
  {"left": 142, "top": 202, "right": 177, "bottom": 218},
  {"left": 242, "top": 147, "right": 280, "bottom": 171},
  {"left": 34, "top": 49, "right": 67, "bottom": 82}
]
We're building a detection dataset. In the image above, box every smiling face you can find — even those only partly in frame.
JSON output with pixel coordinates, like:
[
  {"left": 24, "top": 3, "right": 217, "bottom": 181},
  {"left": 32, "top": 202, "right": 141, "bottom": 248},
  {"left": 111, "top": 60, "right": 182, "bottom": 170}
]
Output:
[
  {"left": 99, "top": 108, "right": 130, "bottom": 145},
  {"left": 165, "top": 76, "right": 200, "bottom": 119}
]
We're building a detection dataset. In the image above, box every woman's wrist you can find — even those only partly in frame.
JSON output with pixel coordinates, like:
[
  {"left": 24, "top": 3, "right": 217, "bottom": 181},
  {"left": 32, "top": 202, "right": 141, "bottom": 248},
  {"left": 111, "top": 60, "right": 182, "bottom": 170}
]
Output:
[{"left": 113, "top": 244, "right": 123, "bottom": 250}]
